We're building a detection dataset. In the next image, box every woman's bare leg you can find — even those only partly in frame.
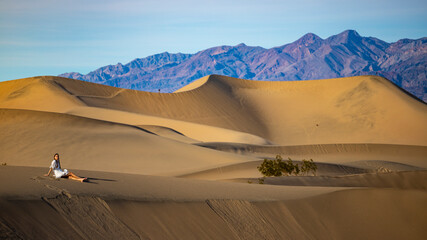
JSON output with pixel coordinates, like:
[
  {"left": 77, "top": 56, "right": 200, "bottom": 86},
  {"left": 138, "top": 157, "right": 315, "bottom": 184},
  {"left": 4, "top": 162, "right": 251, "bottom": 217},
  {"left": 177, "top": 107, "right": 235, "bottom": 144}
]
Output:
[
  {"left": 68, "top": 172, "right": 79, "bottom": 178},
  {"left": 67, "top": 172, "right": 87, "bottom": 182}
]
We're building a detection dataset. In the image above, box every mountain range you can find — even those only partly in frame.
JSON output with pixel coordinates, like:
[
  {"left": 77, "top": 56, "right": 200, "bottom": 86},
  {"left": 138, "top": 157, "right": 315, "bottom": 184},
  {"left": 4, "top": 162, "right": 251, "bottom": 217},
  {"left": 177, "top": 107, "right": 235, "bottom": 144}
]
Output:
[{"left": 60, "top": 30, "right": 426, "bottom": 102}]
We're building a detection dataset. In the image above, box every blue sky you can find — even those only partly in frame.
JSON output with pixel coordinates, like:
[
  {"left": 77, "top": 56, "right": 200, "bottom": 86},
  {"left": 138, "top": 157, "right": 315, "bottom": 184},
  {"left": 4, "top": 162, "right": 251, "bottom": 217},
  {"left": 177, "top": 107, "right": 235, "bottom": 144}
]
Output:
[{"left": 0, "top": 0, "right": 426, "bottom": 81}]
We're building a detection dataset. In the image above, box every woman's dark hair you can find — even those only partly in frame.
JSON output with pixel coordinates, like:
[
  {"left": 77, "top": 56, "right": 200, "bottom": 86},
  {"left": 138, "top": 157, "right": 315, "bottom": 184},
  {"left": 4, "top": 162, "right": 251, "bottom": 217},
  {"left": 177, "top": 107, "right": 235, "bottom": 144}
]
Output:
[{"left": 54, "top": 153, "right": 61, "bottom": 169}]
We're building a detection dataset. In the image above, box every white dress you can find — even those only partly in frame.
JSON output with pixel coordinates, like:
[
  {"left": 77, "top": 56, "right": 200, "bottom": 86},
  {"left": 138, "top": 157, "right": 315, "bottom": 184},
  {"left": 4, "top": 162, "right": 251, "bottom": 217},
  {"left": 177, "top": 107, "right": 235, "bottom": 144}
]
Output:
[{"left": 50, "top": 160, "right": 68, "bottom": 179}]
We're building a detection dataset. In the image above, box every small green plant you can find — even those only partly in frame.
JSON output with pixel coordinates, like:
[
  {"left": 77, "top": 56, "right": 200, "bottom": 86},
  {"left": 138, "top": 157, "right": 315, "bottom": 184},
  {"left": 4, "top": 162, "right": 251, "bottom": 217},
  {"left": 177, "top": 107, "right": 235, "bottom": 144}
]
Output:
[
  {"left": 281, "top": 157, "right": 293, "bottom": 175},
  {"left": 258, "top": 177, "right": 265, "bottom": 184},
  {"left": 257, "top": 155, "right": 284, "bottom": 177},
  {"left": 301, "top": 159, "right": 317, "bottom": 176},
  {"left": 257, "top": 155, "right": 317, "bottom": 177},
  {"left": 293, "top": 163, "right": 300, "bottom": 176}
]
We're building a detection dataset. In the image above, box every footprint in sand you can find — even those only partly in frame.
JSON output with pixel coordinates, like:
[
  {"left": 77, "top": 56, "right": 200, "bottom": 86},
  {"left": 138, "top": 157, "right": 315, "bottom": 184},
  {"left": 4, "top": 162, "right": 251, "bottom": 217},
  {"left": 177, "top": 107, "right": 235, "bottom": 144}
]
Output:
[
  {"left": 44, "top": 184, "right": 72, "bottom": 198},
  {"left": 30, "top": 176, "right": 44, "bottom": 182},
  {"left": 29, "top": 176, "right": 72, "bottom": 197}
]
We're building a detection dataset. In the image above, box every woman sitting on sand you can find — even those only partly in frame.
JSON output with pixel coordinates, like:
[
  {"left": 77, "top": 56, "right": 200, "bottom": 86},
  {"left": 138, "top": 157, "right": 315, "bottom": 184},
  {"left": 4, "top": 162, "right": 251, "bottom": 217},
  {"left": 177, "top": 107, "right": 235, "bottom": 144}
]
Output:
[{"left": 44, "top": 153, "right": 87, "bottom": 182}]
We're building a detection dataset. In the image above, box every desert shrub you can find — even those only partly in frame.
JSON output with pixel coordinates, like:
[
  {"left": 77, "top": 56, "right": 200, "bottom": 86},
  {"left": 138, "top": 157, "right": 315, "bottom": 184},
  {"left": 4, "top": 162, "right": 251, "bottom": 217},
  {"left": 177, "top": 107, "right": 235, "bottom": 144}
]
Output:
[
  {"left": 281, "top": 158, "right": 293, "bottom": 175},
  {"left": 257, "top": 156, "right": 317, "bottom": 177},
  {"left": 283, "top": 157, "right": 301, "bottom": 176},
  {"left": 301, "top": 159, "right": 317, "bottom": 176},
  {"left": 293, "top": 163, "right": 300, "bottom": 176},
  {"left": 257, "top": 155, "right": 284, "bottom": 177}
]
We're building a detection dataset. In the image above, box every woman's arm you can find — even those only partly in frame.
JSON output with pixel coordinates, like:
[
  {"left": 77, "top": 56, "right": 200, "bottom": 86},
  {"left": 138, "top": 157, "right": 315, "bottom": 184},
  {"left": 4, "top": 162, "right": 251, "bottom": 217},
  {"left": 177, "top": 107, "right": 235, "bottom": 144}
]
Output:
[{"left": 44, "top": 168, "right": 52, "bottom": 176}]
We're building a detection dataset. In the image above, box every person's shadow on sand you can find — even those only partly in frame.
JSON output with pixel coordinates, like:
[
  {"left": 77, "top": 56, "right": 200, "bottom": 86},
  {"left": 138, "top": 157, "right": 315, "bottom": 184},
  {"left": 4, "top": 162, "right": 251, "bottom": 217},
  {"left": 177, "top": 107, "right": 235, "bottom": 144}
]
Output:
[{"left": 84, "top": 177, "right": 117, "bottom": 184}]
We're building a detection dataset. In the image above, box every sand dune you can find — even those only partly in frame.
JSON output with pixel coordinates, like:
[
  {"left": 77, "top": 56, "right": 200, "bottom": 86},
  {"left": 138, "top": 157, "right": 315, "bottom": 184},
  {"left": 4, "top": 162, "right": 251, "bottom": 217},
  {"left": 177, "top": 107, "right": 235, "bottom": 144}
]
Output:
[
  {"left": 137, "top": 125, "right": 200, "bottom": 144},
  {"left": 1, "top": 75, "right": 426, "bottom": 146},
  {"left": 256, "top": 189, "right": 427, "bottom": 240},
  {"left": 2, "top": 75, "right": 424, "bottom": 176},
  {"left": 0, "top": 74, "right": 426, "bottom": 239},
  {"left": 65, "top": 106, "right": 271, "bottom": 145},
  {"left": 3, "top": 189, "right": 425, "bottom": 240},
  {"left": 0, "top": 76, "right": 84, "bottom": 112},
  {"left": 0, "top": 166, "right": 348, "bottom": 202},
  {"left": 0, "top": 108, "right": 255, "bottom": 176},
  {"left": 1, "top": 166, "right": 426, "bottom": 240},
  {"left": 235, "top": 170, "right": 427, "bottom": 189},
  {"left": 179, "top": 160, "right": 372, "bottom": 181},
  {"left": 179, "top": 159, "right": 425, "bottom": 181},
  {"left": 197, "top": 142, "right": 427, "bottom": 166}
]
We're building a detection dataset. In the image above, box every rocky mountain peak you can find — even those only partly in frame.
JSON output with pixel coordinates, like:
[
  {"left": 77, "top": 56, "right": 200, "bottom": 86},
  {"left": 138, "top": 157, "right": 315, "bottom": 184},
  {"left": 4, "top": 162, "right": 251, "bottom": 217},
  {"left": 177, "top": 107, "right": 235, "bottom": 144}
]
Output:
[
  {"left": 59, "top": 31, "right": 426, "bottom": 102},
  {"left": 295, "top": 33, "right": 323, "bottom": 45},
  {"left": 327, "top": 29, "right": 362, "bottom": 44}
]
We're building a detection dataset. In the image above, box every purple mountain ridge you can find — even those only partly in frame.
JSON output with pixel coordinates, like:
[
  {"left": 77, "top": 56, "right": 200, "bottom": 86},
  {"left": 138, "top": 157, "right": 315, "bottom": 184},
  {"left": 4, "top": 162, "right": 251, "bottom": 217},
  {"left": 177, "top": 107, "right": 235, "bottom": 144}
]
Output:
[{"left": 59, "top": 30, "right": 427, "bottom": 102}]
